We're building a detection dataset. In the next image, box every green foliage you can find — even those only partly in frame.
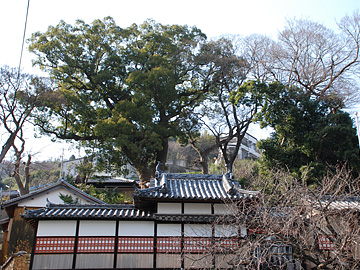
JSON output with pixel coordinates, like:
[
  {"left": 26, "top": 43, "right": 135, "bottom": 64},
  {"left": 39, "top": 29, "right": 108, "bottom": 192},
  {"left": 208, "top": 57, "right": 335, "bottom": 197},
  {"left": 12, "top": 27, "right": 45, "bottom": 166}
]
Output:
[
  {"left": 209, "top": 161, "right": 226, "bottom": 175},
  {"left": 230, "top": 80, "right": 269, "bottom": 108},
  {"left": 59, "top": 193, "right": 79, "bottom": 204},
  {"left": 29, "top": 18, "right": 210, "bottom": 185},
  {"left": 0, "top": 160, "right": 60, "bottom": 190},
  {"left": 75, "top": 184, "right": 130, "bottom": 204},
  {"left": 210, "top": 159, "right": 259, "bottom": 188},
  {"left": 29, "top": 162, "right": 60, "bottom": 187},
  {"left": 74, "top": 157, "right": 95, "bottom": 181},
  {"left": 256, "top": 83, "right": 360, "bottom": 183}
]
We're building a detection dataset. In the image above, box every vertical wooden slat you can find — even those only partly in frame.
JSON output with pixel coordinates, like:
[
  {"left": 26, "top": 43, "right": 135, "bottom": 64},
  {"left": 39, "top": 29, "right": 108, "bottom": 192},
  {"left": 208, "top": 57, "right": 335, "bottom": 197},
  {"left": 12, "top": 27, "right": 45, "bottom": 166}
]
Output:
[
  {"left": 29, "top": 220, "right": 38, "bottom": 270},
  {"left": 153, "top": 221, "right": 157, "bottom": 268},
  {"left": 72, "top": 220, "right": 80, "bottom": 269},
  {"left": 113, "top": 220, "right": 119, "bottom": 269}
]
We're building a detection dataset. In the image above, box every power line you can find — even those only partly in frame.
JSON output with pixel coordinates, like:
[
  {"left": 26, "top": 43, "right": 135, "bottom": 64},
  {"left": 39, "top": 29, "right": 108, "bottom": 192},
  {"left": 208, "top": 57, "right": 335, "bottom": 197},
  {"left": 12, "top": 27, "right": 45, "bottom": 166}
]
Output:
[{"left": 17, "top": 0, "right": 31, "bottom": 81}]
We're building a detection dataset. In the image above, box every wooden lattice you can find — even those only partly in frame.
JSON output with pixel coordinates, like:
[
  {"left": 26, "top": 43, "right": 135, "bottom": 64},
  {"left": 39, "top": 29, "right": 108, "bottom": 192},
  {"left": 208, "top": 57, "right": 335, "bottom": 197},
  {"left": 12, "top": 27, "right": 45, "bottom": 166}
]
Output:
[
  {"left": 35, "top": 237, "right": 75, "bottom": 254},
  {"left": 156, "top": 237, "right": 182, "bottom": 253},
  {"left": 118, "top": 237, "right": 154, "bottom": 253},
  {"left": 318, "top": 235, "right": 335, "bottom": 250},
  {"left": 215, "top": 237, "right": 239, "bottom": 253},
  {"left": 77, "top": 237, "right": 115, "bottom": 253},
  {"left": 183, "top": 237, "right": 212, "bottom": 253}
]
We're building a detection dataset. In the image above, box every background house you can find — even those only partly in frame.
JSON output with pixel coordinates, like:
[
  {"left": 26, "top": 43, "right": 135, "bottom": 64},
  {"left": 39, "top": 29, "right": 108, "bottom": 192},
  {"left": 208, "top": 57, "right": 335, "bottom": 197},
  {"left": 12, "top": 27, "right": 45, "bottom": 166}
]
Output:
[
  {"left": 216, "top": 133, "right": 261, "bottom": 163},
  {"left": 0, "top": 180, "right": 104, "bottom": 265}
]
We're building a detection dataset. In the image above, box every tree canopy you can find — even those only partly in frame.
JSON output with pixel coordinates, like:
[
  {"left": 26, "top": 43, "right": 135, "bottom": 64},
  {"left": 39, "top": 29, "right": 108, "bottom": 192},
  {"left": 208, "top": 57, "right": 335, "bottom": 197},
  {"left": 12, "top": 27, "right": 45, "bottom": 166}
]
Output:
[
  {"left": 28, "top": 14, "right": 360, "bottom": 185},
  {"left": 29, "top": 18, "right": 214, "bottom": 186},
  {"left": 256, "top": 82, "right": 360, "bottom": 183}
]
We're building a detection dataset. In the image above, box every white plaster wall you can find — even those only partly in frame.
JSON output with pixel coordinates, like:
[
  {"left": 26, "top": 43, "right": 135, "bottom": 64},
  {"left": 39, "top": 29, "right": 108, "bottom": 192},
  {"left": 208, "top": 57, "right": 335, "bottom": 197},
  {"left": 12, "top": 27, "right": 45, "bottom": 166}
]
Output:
[
  {"left": 215, "top": 224, "right": 238, "bottom": 237},
  {"left": 119, "top": 221, "right": 154, "bottom": 236},
  {"left": 184, "top": 224, "right": 212, "bottom": 237},
  {"left": 240, "top": 224, "right": 247, "bottom": 237},
  {"left": 184, "top": 203, "right": 211, "bottom": 214},
  {"left": 79, "top": 220, "right": 116, "bottom": 236},
  {"left": 157, "top": 224, "right": 181, "bottom": 236},
  {"left": 213, "top": 203, "right": 233, "bottom": 215},
  {"left": 157, "top": 203, "right": 181, "bottom": 214},
  {"left": 18, "top": 188, "right": 93, "bottom": 207},
  {"left": 37, "top": 220, "right": 77, "bottom": 236}
]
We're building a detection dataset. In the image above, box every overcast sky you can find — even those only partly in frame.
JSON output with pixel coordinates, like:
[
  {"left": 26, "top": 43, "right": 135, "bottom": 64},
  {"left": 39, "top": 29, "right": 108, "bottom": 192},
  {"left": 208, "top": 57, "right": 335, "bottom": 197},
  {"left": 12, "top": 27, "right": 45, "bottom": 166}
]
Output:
[{"left": 0, "top": 0, "right": 359, "bottom": 160}]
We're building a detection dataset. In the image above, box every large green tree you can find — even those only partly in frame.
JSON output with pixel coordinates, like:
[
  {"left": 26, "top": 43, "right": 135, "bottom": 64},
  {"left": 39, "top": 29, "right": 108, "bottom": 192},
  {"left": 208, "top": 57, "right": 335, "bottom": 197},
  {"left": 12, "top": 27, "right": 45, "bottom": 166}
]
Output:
[
  {"left": 256, "top": 82, "right": 360, "bottom": 183},
  {"left": 29, "top": 18, "right": 212, "bottom": 186}
]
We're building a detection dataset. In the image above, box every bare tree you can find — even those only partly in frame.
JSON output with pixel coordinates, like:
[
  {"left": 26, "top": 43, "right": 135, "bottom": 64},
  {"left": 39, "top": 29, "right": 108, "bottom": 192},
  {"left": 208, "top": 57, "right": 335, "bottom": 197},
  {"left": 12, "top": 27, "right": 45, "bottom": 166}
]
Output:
[
  {"left": 0, "top": 66, "right": 45, "bottom": 195},
  {"left": 208, "top": 166, "right": 360, "bottom": 270},
  {"left": 185, "top": 38, "right": 263, "bottom": 174},
  {"left": 244, "top": 12, "right": 360, "bottom": 108}
]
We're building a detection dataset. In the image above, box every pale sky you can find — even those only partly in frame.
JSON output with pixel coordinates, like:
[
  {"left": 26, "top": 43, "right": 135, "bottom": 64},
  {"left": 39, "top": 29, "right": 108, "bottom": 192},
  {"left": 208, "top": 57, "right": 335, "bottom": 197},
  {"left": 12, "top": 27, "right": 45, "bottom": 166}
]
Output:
[{"left": 0, "top": 0, "right": 359, "bottom": 160}]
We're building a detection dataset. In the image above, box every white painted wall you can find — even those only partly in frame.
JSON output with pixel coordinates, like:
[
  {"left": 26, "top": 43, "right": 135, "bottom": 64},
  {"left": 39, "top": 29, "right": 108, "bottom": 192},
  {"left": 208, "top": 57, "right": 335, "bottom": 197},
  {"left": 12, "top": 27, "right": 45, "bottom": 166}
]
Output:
[
  {"left": 37, "top": 220, "right": 77, "bottom": 236},
  {"left": 18, "top": 188, "right": 94, "bottom": 207},
  {"left": 215, "top": 224, "right": 238, "bottom": 237},
  {"left": 184, "top": 203, "right": 211, "bottom": 214},
  {"left": 157, "top": 224, "right": 181, "bottom": 236},
  {"left": 184, "top": 224, "right": 212, "bottom": 237},
  {"left": 213, "top": 204, "right": 233, "bottom": 215},
  {"left": 79, "top": 220, "right": 116, "bottom": 236},
  {"left": 118, "top": 221, "right": 154, "bottom": 236},
  {"left": 157, "top": 203, "right": 181, "bottom": 214}
]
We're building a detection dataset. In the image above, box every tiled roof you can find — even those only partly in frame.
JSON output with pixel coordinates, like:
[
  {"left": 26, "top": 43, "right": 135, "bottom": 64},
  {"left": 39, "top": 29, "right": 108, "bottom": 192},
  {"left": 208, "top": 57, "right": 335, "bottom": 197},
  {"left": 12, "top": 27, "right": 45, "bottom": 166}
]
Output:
[
  {"left": 314, "top": 195, "right": 360, "bottom": 211},
  {"left": 87, "top": 178, "right": 137, "bottom": 185},
  {"left": 134, "top": 173, "right": 258, "bottom": 202},
  {"left": 2, "top": 179, "right": 105, "bottom": 207},
  {"left": 23, "top": 205, "right": 222, "bottom": 223},
  {"left": 23, "top": 204, "right": 153, "bottom": 221}
]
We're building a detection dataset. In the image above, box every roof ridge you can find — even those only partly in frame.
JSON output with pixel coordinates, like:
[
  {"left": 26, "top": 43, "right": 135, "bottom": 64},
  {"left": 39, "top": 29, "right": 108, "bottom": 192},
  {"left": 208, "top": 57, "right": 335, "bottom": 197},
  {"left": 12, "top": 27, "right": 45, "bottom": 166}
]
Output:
[
  {"left": 2, "top": 180, "right": 105, "bottom": 207},
  {"left": 46, "top": 202, "right": 134, "bottom": 209}
]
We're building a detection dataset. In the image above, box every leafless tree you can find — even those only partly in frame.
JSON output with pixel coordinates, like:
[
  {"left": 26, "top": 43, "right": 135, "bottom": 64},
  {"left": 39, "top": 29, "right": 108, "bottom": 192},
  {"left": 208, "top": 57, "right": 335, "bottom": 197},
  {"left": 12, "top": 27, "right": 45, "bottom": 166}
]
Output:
[
  {"left": 243, "top": 11, "right": 360, "bottom": 108},
  {"left": 207, "top": 166, "right": 360, "bottom": 270},
  {"left": 0, "top": 66, "right": 46, "bottom": 195},
  {"left": 185, "top": 38, "right": 262, "bottom": 174}
]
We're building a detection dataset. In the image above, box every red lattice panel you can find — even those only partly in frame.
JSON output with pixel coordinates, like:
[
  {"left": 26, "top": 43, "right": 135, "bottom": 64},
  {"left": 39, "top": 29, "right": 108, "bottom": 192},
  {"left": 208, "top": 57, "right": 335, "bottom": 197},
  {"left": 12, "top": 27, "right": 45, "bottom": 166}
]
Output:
[
  {"left": 318, "top": 235, "right": 335, "bottom": 250},
  {"left": 157, "top": 237, "right": 181, "bottom": 253},
  {"left": 118, "top": 237, "right": 154, "bottom": 253},
  {"left": 77, "top": 237, "right": 115, "bottom": 253},
  {"left": 183, "top": 237, "right": 212, "bottom": 253},
  {"left": 215, "top": 237, "right": 239, "bottom": 253},
  {"left": 35, "top": 237, "right": 75, "bottom": 254},
  {"left": 249, "top": 228, "right": 266, "bottom": 234}
]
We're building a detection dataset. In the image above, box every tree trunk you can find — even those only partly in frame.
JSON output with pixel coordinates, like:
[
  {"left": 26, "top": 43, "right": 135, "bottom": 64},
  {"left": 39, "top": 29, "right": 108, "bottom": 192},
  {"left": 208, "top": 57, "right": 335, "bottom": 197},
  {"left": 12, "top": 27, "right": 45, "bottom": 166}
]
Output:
[
  {"left": 156, "top": 136, "right": 169, "bottom": 173},
  {"left": 0, "top": 132, "right": 17, "bottom": 164},
  {"left": 199, "top": 154, "right": 209, "bottom": 174},
  {"left": 24, "top": 154, "right": 31, "bottom": 194},
  {"left": 136, "top": 167, "right": 153, "bottom": 189},
  {"left": 12, "top": 154, "right": 31, "bottom": 196},
  {"left": 221, "top": 123, "right": 251, "bottom": 171}
]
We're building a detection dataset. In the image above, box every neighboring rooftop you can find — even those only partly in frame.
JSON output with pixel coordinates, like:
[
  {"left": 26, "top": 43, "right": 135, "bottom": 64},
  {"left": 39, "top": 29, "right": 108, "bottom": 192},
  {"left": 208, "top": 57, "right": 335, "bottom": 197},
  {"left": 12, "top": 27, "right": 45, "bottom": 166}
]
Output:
[
  {"left": 313, "top": 195, "right": 360, "bottom": 211},
  {"left": 23, "top": 203, "right": 152, "bottom": 221},
  {"left": 134, "top": 172, "right": 259, "bottom": 203},
  {"left": 2, "top": 179, "right": 105, "bottom": 208}
]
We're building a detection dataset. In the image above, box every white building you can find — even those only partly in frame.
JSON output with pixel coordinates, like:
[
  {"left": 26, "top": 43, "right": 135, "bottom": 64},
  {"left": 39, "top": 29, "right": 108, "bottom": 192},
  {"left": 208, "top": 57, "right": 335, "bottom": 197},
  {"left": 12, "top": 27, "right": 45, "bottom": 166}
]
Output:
[
  {"left": 217, "top": 133, "right": 261, "bottom": 163},
  {"left": 24, "top": 170, "right": 259, "bottom": 269},
  {"left": 62, "top": 157, "right": 138, "bottom": 180}
]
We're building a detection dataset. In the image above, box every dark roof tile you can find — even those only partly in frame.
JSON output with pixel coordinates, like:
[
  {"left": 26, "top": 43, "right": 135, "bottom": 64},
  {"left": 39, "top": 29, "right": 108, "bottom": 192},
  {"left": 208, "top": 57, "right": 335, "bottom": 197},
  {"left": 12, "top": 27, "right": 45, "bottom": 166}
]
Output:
[
  {"left": 23, "top": 204, "right": 153, "bottom": 221},
  {"left": 134, "top": 173, "right": 258, "bottom": 202}
]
